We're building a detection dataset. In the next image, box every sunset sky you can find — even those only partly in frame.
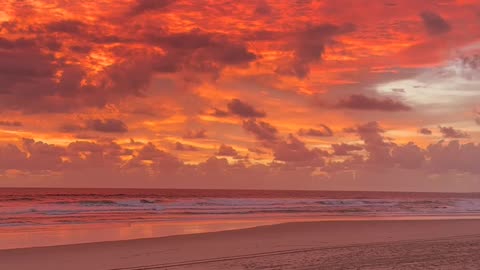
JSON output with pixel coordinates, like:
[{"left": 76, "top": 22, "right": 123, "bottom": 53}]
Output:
[{"left": 2, "top": 0, "right": 480, "bottom": 191}]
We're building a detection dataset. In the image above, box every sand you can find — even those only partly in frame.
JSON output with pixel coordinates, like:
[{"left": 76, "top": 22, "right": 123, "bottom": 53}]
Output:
[{"left": 1, "top": 219, "right": 480, "bottom": 269}]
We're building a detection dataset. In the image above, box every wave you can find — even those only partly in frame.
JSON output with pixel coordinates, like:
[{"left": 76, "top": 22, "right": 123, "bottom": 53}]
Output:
[{"left": 1, "top": 190, "right": 480, "bottom": 229}]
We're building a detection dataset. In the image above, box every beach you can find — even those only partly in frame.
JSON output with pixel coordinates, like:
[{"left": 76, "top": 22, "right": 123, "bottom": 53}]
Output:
[{"left": 2, "top": 219, "right": 480, "bottom": 270}]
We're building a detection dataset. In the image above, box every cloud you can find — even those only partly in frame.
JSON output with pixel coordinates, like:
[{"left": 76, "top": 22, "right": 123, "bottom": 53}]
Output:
[
  {"left": 418, "top": 128, "right": 433, "bottom": 135},
  {"left": 22, "top": 138, "right": 65, "bottom": 171},
  {"left": 273, "top": 135, "right": 326, "bottom": 166},
  {"left": 129, "top": 0, "right": 175, "bottom": 16},
  {"left": 0, "top": 120, "right": 22, "bottom": 127},
  {"left": 428, "top": 141, "right": 480, "bottom": 173},
  {"left": 242, "top": 119, "right": 279, "bottom": 143},
  {"left": 0, "top": 37, "right": 35, "bottom": 50},
  {"left": 352, "top": 121, "right": 393, "bottom": 166},
  {"left": 391, "top": 143, "right": 425, "bottom": 169},
  {"left": 298, "top": 124, "right": 333, "bottom": 137},
  {"left": 209, "top": 108, "right": 230, "bottom": 117},
  {"left": 336, "top": 94, "right": 411, "bottom": 111},
  {"left": 391, "top": 88, "right": 406, "bottom": 93},
  {"left": 86, "top": 119, "right": 129, "bottom": 133},
  {"left": 216, "top": 144, "right": 239, "bottom": 157},
  {"left": 145, "top": 29, "right": 257, "bottom": 75},
  {"left": 420, "top": 11, "right": 451, "bottom": 36},
  {"left": 183, "top": 129, "right": 207, "bottom": 139},
  {"left": 438, "top": 126, "right": 469, "bottom": 139},
  {"left": 332, "top": 143, "right": 363, "bottom": 155},
  {"left": 0, "top": 144, "right": 28, "bottom": 170},
  {"left": 227, "top": 99, "right": 266, "bottom": 118},
  {"left": 46, "top": 20, "right": 85, "bottom": 34},
  {"left": 255, "top": 1, "right": 272, "bottom": 15},
  {"left": 277, "top": 23, "right": 355, "bottom": 78},
  {"left": 127, "top": 142, "right": 182, "bottom": 172},
  {"left": 175, "top": 142, "right": 198, "bottom": 151}
]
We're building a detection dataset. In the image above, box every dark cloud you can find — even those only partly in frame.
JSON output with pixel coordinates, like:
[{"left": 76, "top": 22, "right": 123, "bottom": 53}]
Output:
[
  {"left": 391, "top": 143, "right": 425, "bottom": 169},
  {"left": 418, "top": 128, "right": 433, "bottom": 135},
  {"left": 65, "top": 141, "right": 131, "bottom": 169},
  {"left": 242, "top": 119, "right": 279, "bottom": 143},
  {"left": 332, "top": 143, "right": 363, "bottom": 155},
  {"left": 298, "top": 125, "right": 333, "bottom": 137},
  {"left": 336, "top": 94, "right": 411, "bottom": 111},
  {"left": 392, "top": 88, "right": 405, "bottom": 93},
  {"left": 60, "top": 123, "right": 84, "bottom": 133},
  {"left": 248, "top": 147, "right": 267, "bottom": 155},
  {"left": 183, "top": 129, "right": 207, "bottom": 139},
  {"left": 175, "top": 142, "right": 198, "bottom": 151},
  {"left": 273, "top": 135, "right": 326, "bottom": 166},
  {"left": 277, "top": 23, "right": 355, "bottom": 78},
  {"left": 420, "top": 11, "right": 451, "bottom": 36},
  {"left": 428, "top": 141, "right": 480, "bottom": 173},
  {"left": 86, "top": 119, "right": 129, "bottom": 133},
  {"left": 227, "top": 99, "right": 266, "bottom": 118},
  {"left": 46, "top": 20, "right": 85, "bottom": 34},
  {"left": 255, "top": 1, "right": 272, "bottom": 15},
  {"left": 0, "top": 120, "right": 22, "bottom": 127},
  {"left": 0, "top": 37, "right": 35, "bottom": 50},
  {"left": 0, "top": 46, "right": 155, "bottom": 113},
  {"left": 0, "top": 144, "right": 28, "bottom": 170},
  {"left": 127, "top": 142, "right": 182, "bottom": 172},
  {"left": 22, "top": 138, "right": 65, "bottom": 171},
  {"left": 209, "top": 108, "right": 230, "bottom": 117},
  {"left": 129, "top": 0, "right": 175, "bottom": 16},
  {"left": 145, "top": 29, "right": 257, "bottom": 75},
  {"left": 353, "top": 121, "right": 393, "bottom": 166},
  {"left": 216, "top": 144, "right": 239, "bottom": 157},
  {"left": 438, "top": 126, "right": 469, "bottom": 139}
]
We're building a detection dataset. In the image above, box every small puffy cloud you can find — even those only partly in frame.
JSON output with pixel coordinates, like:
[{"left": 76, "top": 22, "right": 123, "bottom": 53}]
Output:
[
  {"left": 183, "top": 129, "right": 207, "bottom": 139},
  {"left": 226, "top": 99, "right": 266, "bottom": 118},
  {"left": 86, "top": 119, "right": 128, "bottom": 133},
  {"left": 45, "top": 20, "right": 85, "bottom": 34},
  {"left": 129, "top": 0, "right": 175, "bottom": 16},
  {"left": 418, "top": 128, "right": 433, "bottom": 135},
  {"left": 209, "top": 108, "right": 230, "bottom": 117},
  {"left": 392, "top": 88, "right": 406, "bottom": 93},
  {"left": 438, "top": 126, "right": 469, "bottom": 139},
  {"left": 420, "top": 11, "right": 451, "bottom": 36},
  {"left": 336, "top": 94, "right": 411, "bottom": 111},
  {"left": 298, "top": 124, "right": 333, "bottom": 137},
  {"left": 175, "top": 142, "right": 198, "bottom": 151},
  {"left": 216, "top": 144, "right": 239, "bottom": 157},
  {"left": 128, "top": 142, "right": 183, "bottom": 172},
  {"left": 332, "top": 143, "right": 363, "bottom": 155},
  {"left": 242, "top": 119, "right": 279, "bottom": 143}
]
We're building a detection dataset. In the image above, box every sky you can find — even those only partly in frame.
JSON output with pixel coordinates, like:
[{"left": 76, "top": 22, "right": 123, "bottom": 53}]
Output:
[{"left": 2, "top": 0, "right": 480, "bottom": 191}]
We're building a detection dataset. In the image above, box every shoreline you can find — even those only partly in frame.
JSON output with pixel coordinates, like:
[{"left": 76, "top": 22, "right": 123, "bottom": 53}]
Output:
[
  {"left": 2, "top": 214, "right": 480, "bottom": 250},
  {"left": 2, "top": 219, "right": 480, "bottom": 269}
]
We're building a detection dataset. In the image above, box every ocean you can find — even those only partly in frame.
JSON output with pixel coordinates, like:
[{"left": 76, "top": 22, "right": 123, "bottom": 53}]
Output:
[{"left": 1, "top": 188, "right": 480, "bottom": 249}]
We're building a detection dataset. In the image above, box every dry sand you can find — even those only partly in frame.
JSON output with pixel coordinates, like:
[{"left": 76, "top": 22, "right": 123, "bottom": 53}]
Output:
[{"left": 1, "top": 219, "right": 480, "bottom": 269}]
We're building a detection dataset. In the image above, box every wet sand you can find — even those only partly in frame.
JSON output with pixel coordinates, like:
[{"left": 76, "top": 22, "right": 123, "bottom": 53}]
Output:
[{"left": 1, "top": 219, "right": 480, "bottom": 269}]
